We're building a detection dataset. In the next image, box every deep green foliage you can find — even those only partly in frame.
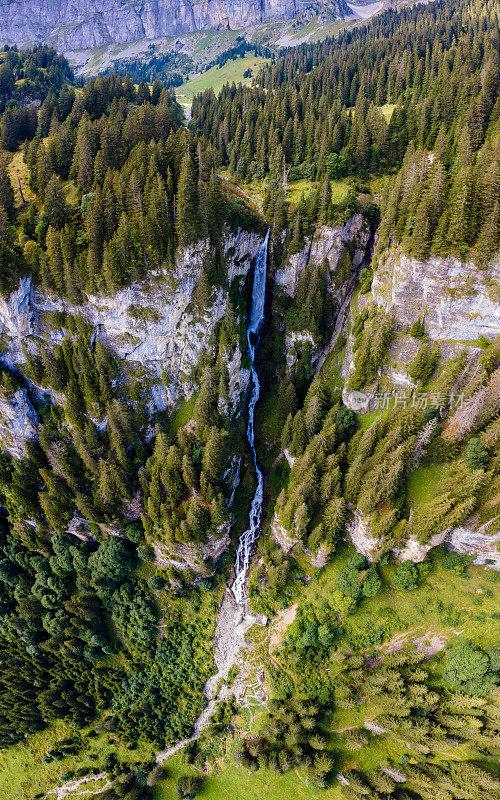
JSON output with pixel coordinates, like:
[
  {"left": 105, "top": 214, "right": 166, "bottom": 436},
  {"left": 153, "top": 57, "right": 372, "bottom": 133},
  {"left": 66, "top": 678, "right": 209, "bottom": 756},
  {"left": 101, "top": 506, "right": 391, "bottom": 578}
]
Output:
[
  {"left": 443, "top": 641, "right": 500, "bottom": 696},
  {"left": 89, "top": 538, "right": 134, "bottom": 585},
  {"left": 391, "top": 561, "right": 419, "bottom": 591},
  {"left": 464, "top": 437, "right": 489, "bottom": 470},
  {"left": 348, "top": 306, "right": 394, "bottom": 390}
]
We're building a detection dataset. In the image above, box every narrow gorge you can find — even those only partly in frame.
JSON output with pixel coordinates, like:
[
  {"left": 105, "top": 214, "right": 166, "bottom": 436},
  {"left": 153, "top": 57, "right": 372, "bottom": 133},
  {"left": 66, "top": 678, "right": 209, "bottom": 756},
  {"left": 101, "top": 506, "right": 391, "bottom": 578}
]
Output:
[
  {"left": 155, "top": 228, "right": 271, "bottom": 763},
  {"left": 1, "top": 6, "right": 500, "bottom": 796}
]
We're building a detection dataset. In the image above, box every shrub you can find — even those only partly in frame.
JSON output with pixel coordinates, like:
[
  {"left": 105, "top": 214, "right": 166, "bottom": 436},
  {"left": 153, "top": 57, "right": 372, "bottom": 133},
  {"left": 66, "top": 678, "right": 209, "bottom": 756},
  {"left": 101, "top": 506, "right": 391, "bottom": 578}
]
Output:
[
  {"left": 391, "top": 561, "right": 418, "bottom": 591},
  {"left": 125, "top": 523, "right": 144, "bottom": 543},
  {"left": 362, "top": 566, "right": 382, "bottom": 597},
  {"left": 443, "top": 641, "right": 500, "bottom": 696},
  {"left": 440, "top": 549, "right": 472, "bottom": 575},
  {"left": 147, "top": 764, "right": 166, "bottom": 786},
  {"left": 410, "top": 318, "right": 425, "bottom": 337},
  {"left": 88, "top": 537, "right": 133, "bottom": 585},
  {"left": 348, "top": 553, "right": 367, "bottom": 570},
  {"left": 148, "top": 574, "right": 166, "bottom": 591},
  {"left": 336, "top": 567, "right": 362, "bottom": 600},
  {"left": 177, "top": 775, "right": 204, "bottom": 798},
  {"left": 137, "top": 543, "right": 155, "bottom": 561},
  {"left": 408, "top": 342, "right": 440, "bottom": 383}
]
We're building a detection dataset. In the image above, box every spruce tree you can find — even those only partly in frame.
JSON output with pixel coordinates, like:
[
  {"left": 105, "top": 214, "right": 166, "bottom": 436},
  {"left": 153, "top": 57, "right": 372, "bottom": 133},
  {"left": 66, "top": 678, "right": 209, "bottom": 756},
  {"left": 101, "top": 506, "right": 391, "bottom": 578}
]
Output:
[
  {"left": 176, "top": 146, "right": 200, "bottom": 247},
  {"left": 44, "top": 175, "right": 69, "bottom": 230},
  {"left": 0, "top": 158, "right": 15, "bottom": 221}
]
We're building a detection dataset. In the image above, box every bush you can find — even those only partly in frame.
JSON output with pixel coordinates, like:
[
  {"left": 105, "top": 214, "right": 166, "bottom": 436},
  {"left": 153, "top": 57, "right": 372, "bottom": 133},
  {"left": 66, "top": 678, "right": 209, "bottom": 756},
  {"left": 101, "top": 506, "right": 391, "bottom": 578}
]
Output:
[
  {"left": 137, "top": 543, "right": 155, "bottom": 561},
  {"left": 147, "top": 764, "right": 166, "bottom": 787},
  {"left": 410, "top": 318, "right": 425, "bottom": 337},
  {"left": 125, "top": 523, "right": 144, "bottom": 543},
  {"left": 408, "top": 343, "right": 440, "bottom": 383},
  {"left": 177, "top": 775, "right": 204, "bottom": 798},
  {"left": 348, "top": 553, "right": 367, "bottom": 570},
  {"left": 391, "top": 561, "right": 418, "bottom": 591},
  {"left": 148, "top": 574, "right": 166, "bottom": 591},
  {"left": 336, "top": 567, "right": 362, "bottom": 600},
  {"left": 88, "top": 537, "right": 133, "bottom": 585},
  {"left": 362, "top": 566, "right": 382, "bottom": 597},
  {"left": 443, "top": 641, "right": 500, "bottom": 696},
  {"left": 440, "top": 549, "right": 472, "bottom": 575}
]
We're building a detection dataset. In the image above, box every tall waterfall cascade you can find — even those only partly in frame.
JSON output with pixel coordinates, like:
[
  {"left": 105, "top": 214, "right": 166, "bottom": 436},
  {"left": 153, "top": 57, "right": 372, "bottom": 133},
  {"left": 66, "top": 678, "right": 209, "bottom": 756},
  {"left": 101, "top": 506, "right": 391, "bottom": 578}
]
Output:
[
  {"left": 156, "top": 229, "right": 270, "bottom": 764},
  {"left": 232, "top": 228, "right": 270, "bottom": 605}
]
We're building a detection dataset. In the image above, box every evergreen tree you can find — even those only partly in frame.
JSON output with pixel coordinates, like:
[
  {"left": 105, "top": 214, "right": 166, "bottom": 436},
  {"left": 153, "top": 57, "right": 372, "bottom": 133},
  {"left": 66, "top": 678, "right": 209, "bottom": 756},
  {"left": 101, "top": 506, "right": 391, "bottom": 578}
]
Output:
[
  {"left": 0, "top": 158, "right": 15, "bottom": 221},
  {"left": 44, "top": 175, "right": 68, "bottom": 230},
  {"left": 176, "top": 146, "right": 200, "bottom": 247}
]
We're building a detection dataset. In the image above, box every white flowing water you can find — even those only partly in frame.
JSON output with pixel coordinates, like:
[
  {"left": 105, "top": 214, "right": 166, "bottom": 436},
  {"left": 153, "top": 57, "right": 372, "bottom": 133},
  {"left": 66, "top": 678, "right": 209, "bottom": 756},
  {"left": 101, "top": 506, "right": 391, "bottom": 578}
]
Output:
[{"left": 232, "top": 228, "right": 270, "bottom": 605}]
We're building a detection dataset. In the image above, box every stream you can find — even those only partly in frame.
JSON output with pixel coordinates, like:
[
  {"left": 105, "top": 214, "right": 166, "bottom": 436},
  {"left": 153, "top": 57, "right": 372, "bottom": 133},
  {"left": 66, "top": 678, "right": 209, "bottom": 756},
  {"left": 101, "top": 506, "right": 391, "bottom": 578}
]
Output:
[
  {"left": 156, "top": 229, "right": 270, "bottom": 763},
  {"left": 232, "top": 227, "right": 269, "bottom": 605}
]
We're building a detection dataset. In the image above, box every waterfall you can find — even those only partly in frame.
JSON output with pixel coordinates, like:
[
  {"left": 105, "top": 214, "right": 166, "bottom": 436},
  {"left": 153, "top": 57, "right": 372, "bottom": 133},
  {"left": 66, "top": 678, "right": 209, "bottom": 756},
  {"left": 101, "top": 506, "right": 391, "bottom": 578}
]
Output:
[
  {"left": 155, "top": 230, "right": 270, "bottom": 765},
  {"left": 232, "top": 229, "right": 270, "bottom": 605}
]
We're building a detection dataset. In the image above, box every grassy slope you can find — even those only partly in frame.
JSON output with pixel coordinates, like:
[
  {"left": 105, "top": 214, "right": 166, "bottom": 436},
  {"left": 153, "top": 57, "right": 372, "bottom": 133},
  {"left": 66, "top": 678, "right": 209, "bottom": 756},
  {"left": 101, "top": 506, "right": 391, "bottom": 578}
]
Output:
[
  {"left": 4, "top": 149, "right": 35, "bottom": 208},
  {"left": 149, "top": 547, "right": 500, "bottom": 798},
  {"left": 302, "top": 545, "right": 500, "bottom": 650},
  {"left": 219, "top": 171, "right": 351, "bottom": 213},
  {"left": 0, "top": 723, "right": 156, "bottom": 800},
  {"left": 177, "top": 56, "right": 270, "bottom": 100},
  {"left": 153, "top": 762, "right": 344, "bottom": 799},
  {"left": 287, "top": 178, "right": 351, "bottom": 205}
]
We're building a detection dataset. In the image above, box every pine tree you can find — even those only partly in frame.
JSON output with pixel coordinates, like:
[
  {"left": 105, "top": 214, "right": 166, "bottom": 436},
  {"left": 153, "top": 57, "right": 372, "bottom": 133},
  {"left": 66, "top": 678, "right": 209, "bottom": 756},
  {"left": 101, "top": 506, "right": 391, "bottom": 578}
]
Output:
[
  {"left": 176, "top": 146, "right": 200, "bottom": 247},
  {"left": 0, "top": 158, "right": 15, "bottom": 221},
  {"left": 75, "top": 113, "right": 94, "bottom": 191},
  {"left": 319, "top": 176, "right": 332, "bottom": 224},
  {"left": 44, "top": 175, "right": 69, "bottom": 230},
  {"left": 202, "top": 427, "right": 226, "bottom": 484}
]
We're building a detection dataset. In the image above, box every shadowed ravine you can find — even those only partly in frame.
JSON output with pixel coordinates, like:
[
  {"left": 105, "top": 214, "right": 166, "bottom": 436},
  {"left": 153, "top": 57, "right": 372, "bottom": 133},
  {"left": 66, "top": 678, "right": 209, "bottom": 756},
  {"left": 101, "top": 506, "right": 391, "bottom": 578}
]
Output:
[{"left": 156, "top": 230, "right": 270, "bottom": 763}]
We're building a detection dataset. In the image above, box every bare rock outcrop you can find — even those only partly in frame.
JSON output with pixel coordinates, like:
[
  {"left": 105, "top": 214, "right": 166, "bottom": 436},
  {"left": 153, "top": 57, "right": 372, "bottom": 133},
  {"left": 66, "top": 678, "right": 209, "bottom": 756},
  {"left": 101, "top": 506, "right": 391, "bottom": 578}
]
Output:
[
  {"left": 345, "top": 508, "right": 381, "bottom": 561},
  {"left": 0, "top": 387, "right": 38, "bottom": 457},
  {"left": 275, "top": 214, "right": 370, "bottom": 299},
  {"left": 0, "top": 0, "right": 353, "bottom": 50},
  {"left": 446, "top": 524, "right": 500, "bottom": 569},
  {"left": 372, "top": 248, "right": 500, "bottom": 341},
  {"left": 0, "top": 229, "right": 261, "bottom": 414}
]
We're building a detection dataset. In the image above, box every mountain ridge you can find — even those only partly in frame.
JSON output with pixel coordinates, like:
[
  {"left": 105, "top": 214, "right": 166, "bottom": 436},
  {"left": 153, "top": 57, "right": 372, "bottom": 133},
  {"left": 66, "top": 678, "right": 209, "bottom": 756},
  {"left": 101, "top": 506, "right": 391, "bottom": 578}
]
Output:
[{"left": 0, "top": 0, "right": 353, "bottom": 49}]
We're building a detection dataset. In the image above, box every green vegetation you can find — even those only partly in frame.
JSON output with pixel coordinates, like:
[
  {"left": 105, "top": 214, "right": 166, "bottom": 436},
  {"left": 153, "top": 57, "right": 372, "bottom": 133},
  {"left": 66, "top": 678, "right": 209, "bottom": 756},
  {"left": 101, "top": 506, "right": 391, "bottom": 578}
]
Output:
[
  {"left": 0, "top": 0, "right": 500, "bottom": 797},
  {"left": 178, "top": 55, "right": 269, "bottom": 100}
]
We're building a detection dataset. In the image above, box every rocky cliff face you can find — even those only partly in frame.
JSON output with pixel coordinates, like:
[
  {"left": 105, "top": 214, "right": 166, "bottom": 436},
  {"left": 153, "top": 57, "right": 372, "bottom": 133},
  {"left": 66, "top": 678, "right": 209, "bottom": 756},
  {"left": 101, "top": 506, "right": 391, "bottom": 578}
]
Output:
[
  {"left": 0, "top": 387, "right": 38, "bottom": 458},
  {"left": 372, "top": 247, "right": 500, "bottom": 341},
  {"left": 0, "top": 0, "right": 352, "bottom": 48},
  {"left": 340, "top": 243, "right": 500, "bottom": 408},
  {"left": 276, "top": 214, "right": 371, "bottom": 370},
  {"left": 275, "top": 215, "right": 369, "bottom": 299},
  {"left": 0, "top": 227, "right": 261, "bottom": 452},
  {"left": 337, "top": 242, "right": 500, "bottom": 569}
]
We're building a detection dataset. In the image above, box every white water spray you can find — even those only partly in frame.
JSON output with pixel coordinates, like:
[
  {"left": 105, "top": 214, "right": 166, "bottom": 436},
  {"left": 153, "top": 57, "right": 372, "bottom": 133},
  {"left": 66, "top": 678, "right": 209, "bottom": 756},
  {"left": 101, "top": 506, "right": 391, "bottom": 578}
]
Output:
[{"left": 232, "top": 228, "right": 270, "bottom": 605}]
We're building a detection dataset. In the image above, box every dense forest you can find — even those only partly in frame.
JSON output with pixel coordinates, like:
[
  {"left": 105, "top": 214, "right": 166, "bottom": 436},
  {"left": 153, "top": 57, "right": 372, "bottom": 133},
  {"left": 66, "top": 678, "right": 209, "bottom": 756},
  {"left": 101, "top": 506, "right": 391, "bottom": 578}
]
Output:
[
  {"left": 0, "top": 46, "right": 259, "bottom": 796},
  {"left": 191, "top": 0, "right": 500, "bottom": 261}
]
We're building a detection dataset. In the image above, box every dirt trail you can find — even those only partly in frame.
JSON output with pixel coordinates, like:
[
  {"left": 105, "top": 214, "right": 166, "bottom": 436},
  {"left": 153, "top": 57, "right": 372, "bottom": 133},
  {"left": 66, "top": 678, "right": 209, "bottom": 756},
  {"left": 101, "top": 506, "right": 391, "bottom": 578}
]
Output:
[{"left": 45, "top": 773, "right": 111, "bottom": 800}]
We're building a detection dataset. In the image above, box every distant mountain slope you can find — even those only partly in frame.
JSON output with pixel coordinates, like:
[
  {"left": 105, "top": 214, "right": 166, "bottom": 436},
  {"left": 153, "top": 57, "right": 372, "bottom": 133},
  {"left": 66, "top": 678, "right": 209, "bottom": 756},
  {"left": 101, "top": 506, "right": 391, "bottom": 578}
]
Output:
[{"left": 0, "top": 0, "right": 353, "bottom": 49}]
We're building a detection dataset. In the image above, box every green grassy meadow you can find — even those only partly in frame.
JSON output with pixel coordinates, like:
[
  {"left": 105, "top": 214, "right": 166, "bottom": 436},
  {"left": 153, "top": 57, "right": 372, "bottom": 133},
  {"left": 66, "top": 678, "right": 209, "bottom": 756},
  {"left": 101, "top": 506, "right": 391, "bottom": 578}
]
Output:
[
  {"left": 0, "top": 723, "right": 156, "bottom": 800},
  {"left": 177, "top": 56, "right": 269, "bottom": 100}
]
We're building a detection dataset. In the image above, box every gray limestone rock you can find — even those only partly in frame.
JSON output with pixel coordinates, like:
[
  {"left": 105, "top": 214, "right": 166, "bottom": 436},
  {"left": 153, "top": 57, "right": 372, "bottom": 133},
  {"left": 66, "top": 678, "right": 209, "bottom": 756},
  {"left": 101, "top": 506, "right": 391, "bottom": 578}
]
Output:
[{"left": 0, "top": 0, "right": 352, "bottom": 49}]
